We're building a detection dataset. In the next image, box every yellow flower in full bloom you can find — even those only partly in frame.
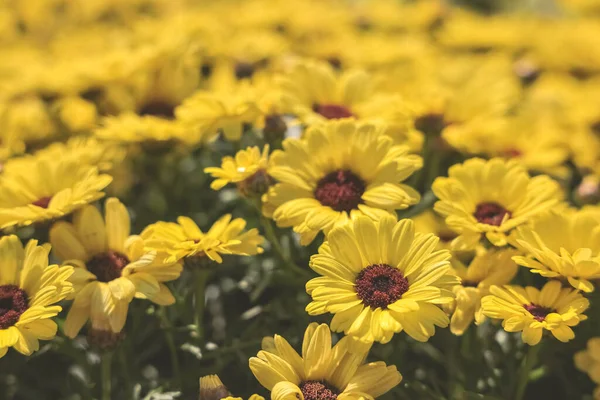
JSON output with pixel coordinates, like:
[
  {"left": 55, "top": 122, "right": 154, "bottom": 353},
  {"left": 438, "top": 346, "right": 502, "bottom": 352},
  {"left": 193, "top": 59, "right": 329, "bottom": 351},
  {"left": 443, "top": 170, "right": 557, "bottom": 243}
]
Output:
[
  {"left": 0, "top": 235, "right": 73, "bottom": 358},
  {"left": 263, "top": 120, "right": 422, "bottom": 245},
  {"left": 575, "top": 337, "right": 600, "bottom": 399},
  {"left": 49, "top": 198, "right": 182, "bottom": 337},
  {"left": 513, "top": 208, "right": 600, "bottom": 293},
  {"left": 306, "top": 215, "right": 458, "bottom": 348},
  {"left": 249, "top": 323, "right": 402, "bottom": 399},
  {"left": 142, "top": 214, "right": 264, "bottom": 266},
  {"left": 481, "top": 281, "right": 589, "bottom": 346},
  {"left": 448, "top": 248, "right": 519, "bottom": 335},
  {"left": 433, "top": 158, "right": 564, "bottom": 250},
  {"left": 0, "top": 155, "right": 113, "bottom": 230},
  {"left": 204, "top": 145, "right": 274, "bottom": 195},
  {"left": 95, "top": 113, "right": 191, "bottom": 145}
]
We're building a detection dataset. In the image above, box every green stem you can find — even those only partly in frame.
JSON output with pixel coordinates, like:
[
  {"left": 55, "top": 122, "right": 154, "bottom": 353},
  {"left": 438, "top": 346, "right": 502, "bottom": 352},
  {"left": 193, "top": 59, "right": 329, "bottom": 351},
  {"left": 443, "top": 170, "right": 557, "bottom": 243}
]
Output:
[
  {"left": 159, "top": 306, "right": 182, "bottom": 388},
  {"left": 193, "top": 270, "right": 211, "bottom": 343},
  {"left": 101, "top": 352, "right": 113, "bottom": 400},
  {"left": 117, "top": 347, "right": 132, "bottom": 398},
  {"left": 260, "top": 216, "right": 312, "bottom": 279},
  {"left": 515, "top": 344, "right": 542, "bottom": 400}
]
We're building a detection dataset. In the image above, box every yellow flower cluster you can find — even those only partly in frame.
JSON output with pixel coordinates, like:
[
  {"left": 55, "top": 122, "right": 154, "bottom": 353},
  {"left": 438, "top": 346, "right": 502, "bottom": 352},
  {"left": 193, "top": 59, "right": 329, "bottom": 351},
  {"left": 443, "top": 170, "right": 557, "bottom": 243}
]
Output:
[{"left": 2, "top": 0, "right": 600, "bottom": 398}]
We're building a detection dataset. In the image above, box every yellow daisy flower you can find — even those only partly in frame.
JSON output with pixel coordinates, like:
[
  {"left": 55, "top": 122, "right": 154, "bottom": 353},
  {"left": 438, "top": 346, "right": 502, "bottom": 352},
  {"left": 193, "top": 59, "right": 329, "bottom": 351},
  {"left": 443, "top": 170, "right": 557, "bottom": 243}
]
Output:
[
  {"left": 306, "top": 215, "right": 459, "bottom": 348},
  {"left": 413, "top": 210, "right": 458, "bottom": 250},
  {"left": 49, "top": 198, "right": 182, "bottom": 337},
  {"left": 575, "top": 337, "right": 600, "bottom": 397},
  {"left": 0, "top": 235, "right": 73, "bottom": 358},
  {"left": 176, "top": 82, "right": 263, "bottom": 142},
  {"left": 141, "top": 214, "right": 264, "bottom": 266},
  {"left": 0, "top": 156, "right": 113, "bottom": 230},
  {"left": 204, "top": 145, "right": 274, "bottom": 196},
  {"left": 94, "top": 113, "right": 192, "bottom": 145},
  {"left": 448, "top": 248, "right": 519, "bottom": 335},
  {"left": 432, "top": 158, "right": 564, "bottom": 250},
  {"left": 513, "top": 208, "right": 600, "bottom": 293},
  {"left": 249, "top": 323, "right": 402, "bottom": 399},
  {"left": 481, "top": 280, "right": 589, "bottom": 346},
  {"left": 263, "top": 120, "right": 422, "bottom": 245}
]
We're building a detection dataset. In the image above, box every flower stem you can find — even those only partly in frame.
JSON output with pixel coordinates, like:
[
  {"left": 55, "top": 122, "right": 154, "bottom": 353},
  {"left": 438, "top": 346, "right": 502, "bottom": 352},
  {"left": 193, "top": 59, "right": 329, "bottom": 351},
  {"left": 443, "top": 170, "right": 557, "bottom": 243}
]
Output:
[
  {"left": 259, "top": 216, "right": 312, "bottom": 279},
  {"left": 515, "top": 343, "right": 542, "bottom": 400},
  {"left": 193, "top": 269, "right": 211, "bottom": 343},
  {"left": 159, "top": 306, "right": 182, "bottom": 388},
  {"left": 101, "top": 351, "right": 113, "bottom": 400},
  {"left": 117, "top": 347, "right": 132, "bottom": 398}
]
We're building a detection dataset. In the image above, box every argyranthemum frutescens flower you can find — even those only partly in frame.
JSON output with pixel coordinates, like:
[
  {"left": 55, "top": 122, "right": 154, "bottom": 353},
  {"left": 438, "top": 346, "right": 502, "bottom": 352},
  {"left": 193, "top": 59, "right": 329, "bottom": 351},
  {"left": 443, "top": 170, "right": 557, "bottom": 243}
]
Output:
[
  {"left": 0, "top": 153, "right": 113, "bottom": 230},
  {"left": 204, "top": 145, "right": 274, "bottom": 197},
  {"left": 49, "top": 198, "right": 182, "bottom": 337},
  {"left": 575, "top": 337, "right": 600, "bottom": 398},
  {"left": 513, "top": 207, "right": 600, "bottom": 293},
  {"left": 306, "top": 215, "right": 459, "bottom": 348},
  {"left": 433, "top": 158, "right": 564, "bottom": 250},
  {"left": 249, "top": 323, "right": 402, "bottom": 399},
  {"left": 448, "top": 247, "right": 519, "bottom": 335},
  {"left": 481, "top": 280, "right": 589, "bottom": 345},
  {"left": 141, "top": 214, "right": 264, "bottom": 267},
  {"left": 0, "top": 235, "right": 73, "bottom": 358},
  {"left": 263, "top": 119, "right": 422, "bottom": 245}
]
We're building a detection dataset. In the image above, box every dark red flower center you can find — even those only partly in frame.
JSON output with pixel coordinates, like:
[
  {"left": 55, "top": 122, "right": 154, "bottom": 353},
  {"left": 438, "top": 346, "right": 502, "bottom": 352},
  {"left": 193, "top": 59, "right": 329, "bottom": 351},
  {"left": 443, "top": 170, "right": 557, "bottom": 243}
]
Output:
[
  {"left": 473, "top": 202, "right": 511, "bottom": 226},
  {"left": 0, "top": 285, "right": 29, "bottom": 329},
  {"left": 32, "top": 196, "right": 52, "bottom": 208},
  {"left": 87, "top": 251, "right": 130, "bottom": 283},
  {"left": 502, "top": 148, "right": 522, "bottom": 158},
  {"left": 524, "top": 303, "right": 553, "bottom": 322},
  {"left": 313, "top": 103, "right": 354, "bottom": 120},
  {"left": 314, "top": 169, "right": 365, "bottom": 212},
  {"left": 139, "top": 101, "right": 175, "bottom": 119},
  {"left": 235, "top": 61, "right": 256, "bottom": 79},
  {"left": 355, "top": 264, "right": 409, "bottom": 309},
  {"left": 299, "top": 380, "right": 339, "bottom": 400}
]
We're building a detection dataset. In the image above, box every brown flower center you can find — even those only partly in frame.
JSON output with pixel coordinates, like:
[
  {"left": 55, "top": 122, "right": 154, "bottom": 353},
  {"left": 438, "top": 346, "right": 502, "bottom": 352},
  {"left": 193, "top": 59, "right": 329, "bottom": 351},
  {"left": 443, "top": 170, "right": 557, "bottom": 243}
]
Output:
[
  {"left": 313, "top": 103, "right": 354, "bottom": 120},
  {"left": 299, "top": 380, "right": 339, "bottom": 400},
  {"left": 32, "top": 196, "right": 52, "bottom": 208},
  {"left": 238, "top": 169, "right": 274, "bottom": 197},
  {"left": 139, "top": 101, "right": 175, "bottom": 119},
  {"left": 235, "top": 61, "right": 256, "bottom": 79},
  {"left": 524, "top": 303, "right": 553, "bottom": 322},
  {"left": 87, "top": 251, "right": 130, "bottom": 283},
  {"left": 414, "top": 113, "right": 447, "bottom": 137},
  {"left": 314, "top": 169, "right": 365, "bottom": 212},
  {"left": 0, "top": 285, "right": 29, "bottom": 329},
  {"left": 474, "top": 202, "right": 511, "bottom": 226},
  {"left": 355, "top": 264, "right": 409, "bottom": 309}
]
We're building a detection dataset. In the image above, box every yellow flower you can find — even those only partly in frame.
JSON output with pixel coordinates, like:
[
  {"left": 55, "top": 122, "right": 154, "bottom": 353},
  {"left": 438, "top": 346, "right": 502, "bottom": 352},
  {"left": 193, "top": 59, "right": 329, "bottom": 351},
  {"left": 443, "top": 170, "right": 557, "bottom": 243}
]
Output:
[
  {"left": 95, "top": 113, "right": 192, "bottom": 145},
  {"left": 0, "top": 155, "right": 112, "bottom": 229},
  {"left": 142, "top": 214, "right": 264, "bottom": 265},
  {"left": 176, "top": 82, "right": 263, "bottom": 142},
  {"left": 54, "top": 95, "right": 98, "bottom": 132},
  {"left": 513, "top": 208, "right": 600, "bottom": 293},
  {"left": 263, "top": 120, "right": 422, "bottom": 245},
  {"left": 413, "top": 210, "right": 458, "bottom": 250},
  {"left": 575, "top": 337, "right": 600, "bottom": 398},
  {"left": 433, "top": 158, "right": 564, "bottom": 250},
  {"left": 0, "top": 235, "right": 73, "bottom": 358},
  {"left": 306, "top": 215, "right": 459, "bottom": 348},
  {"left": 481, "top": 280, "right": 589, "bottom": 346},
  {"left": 448, "top": 248, "right": 519, "bottom": 335},
  {"left": 49, "top": 198, "right": 182, "bottom": 337},
  {"left": 0, "top": 95, "right": 58, "bottom": 144},
  {"left": 204, "top": 145, "right": 274, "bottom": 195},
  {"left": 249, "top": 323, "right": 402, "bottom": 399}
]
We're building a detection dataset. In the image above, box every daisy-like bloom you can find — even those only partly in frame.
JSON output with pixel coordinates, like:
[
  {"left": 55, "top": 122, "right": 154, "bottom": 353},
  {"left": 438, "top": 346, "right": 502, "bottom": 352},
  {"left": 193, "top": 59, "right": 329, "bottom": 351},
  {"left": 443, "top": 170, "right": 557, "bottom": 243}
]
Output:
[
  {"left": 0, "top": 155, "right": 113, "bottom": 230},
  {"left": 95, "top": 113, "right": 192, "bottom": 146},
  {"left": 249, "top": 323, "right": 402, "bottom": 400},
  {"left": 575, "top": 337, "right": 600, "bottom": 399},
  {"left": 432, "top": 158, "right": 564, "bottom": 250},
  {"left": 176, "top": 82, "right": 262, "bottom": 142},
  {"left": 447, "top": 247, "right": 519, "bottom": 335},
  {"left": 306, "top": 215, "right": 459, "bottom": 348},
  {"left": 49, "top": 198, "right": 182, "bottom": 337},
  {"left": 0, "top": 235, "right": 74, "bottom": 358},
  {"left": 481, "top": 280, "right": 589, "bottom": 345},
  {"left": 141, "top": 214, "right": 264, "bottom": 266},
  {"left": 263, "top": 120, "right": 422, "bottom": 245},
  {"left": 513, "top": 208, "right": 600, "bottom": 293},
  {"left": 413, "top": 210, "right": 458, "bottom": 250},
  {"left": 204, "top": 145, "right": 274, "bottom": 196}
]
